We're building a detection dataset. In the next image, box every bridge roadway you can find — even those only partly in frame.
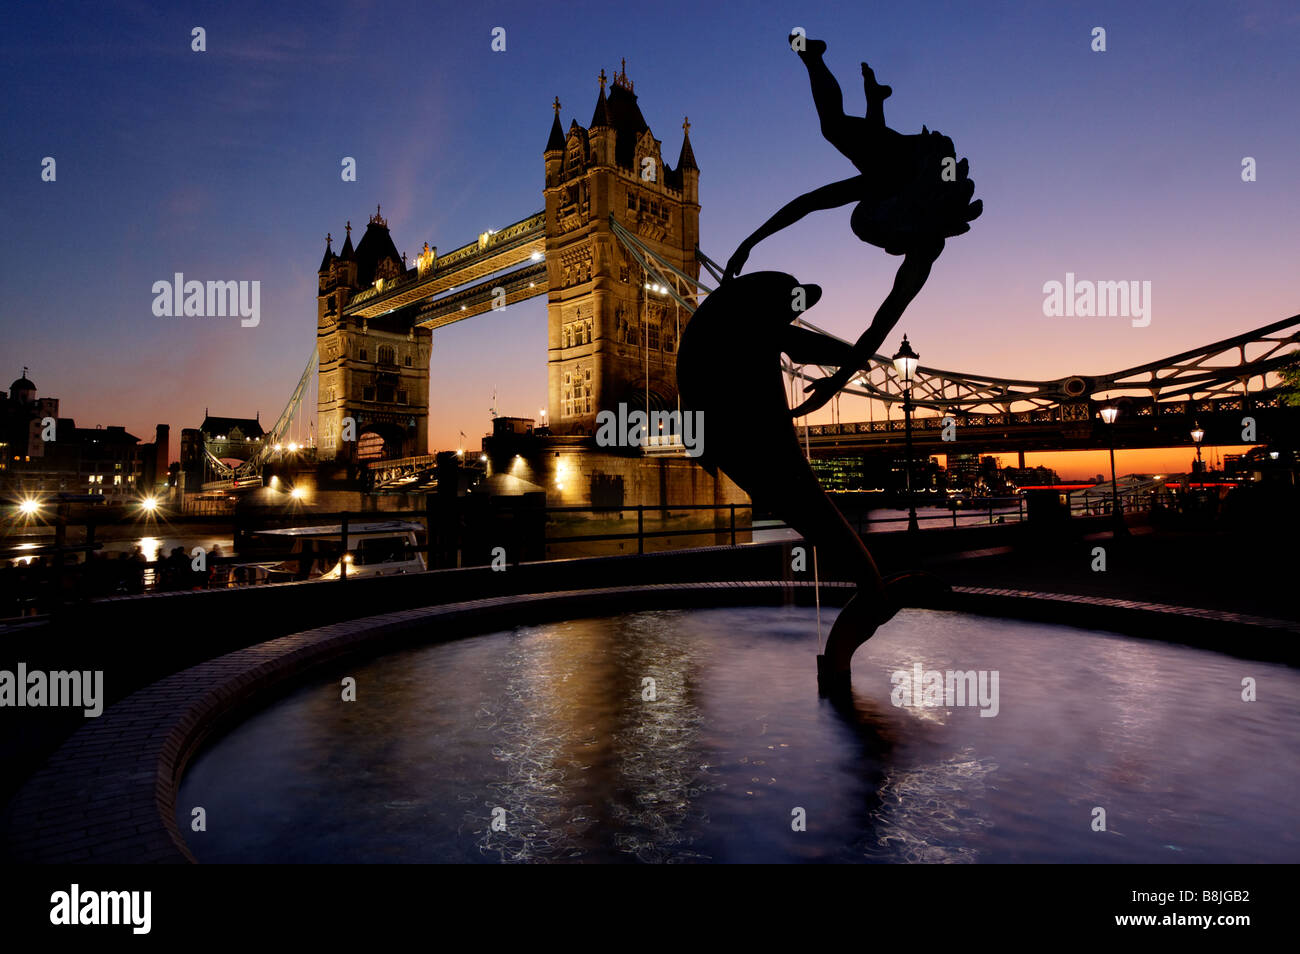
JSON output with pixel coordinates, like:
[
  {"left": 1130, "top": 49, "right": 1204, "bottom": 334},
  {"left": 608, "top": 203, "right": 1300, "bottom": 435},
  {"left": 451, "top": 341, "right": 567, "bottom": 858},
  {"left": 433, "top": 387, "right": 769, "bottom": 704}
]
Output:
[
  {"left": 802, "top": 391, "right": 1295, "bottom": 456},
  {"left": 343, "top": 211, "right": 548, "bottom": 326}
]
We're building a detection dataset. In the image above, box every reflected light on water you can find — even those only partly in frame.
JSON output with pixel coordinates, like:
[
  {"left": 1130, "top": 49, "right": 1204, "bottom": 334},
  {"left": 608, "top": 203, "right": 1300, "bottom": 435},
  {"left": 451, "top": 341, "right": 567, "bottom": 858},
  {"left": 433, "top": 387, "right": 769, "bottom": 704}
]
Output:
[{"left": 178, "top": 607, "right": 1300, "bottom": 864}]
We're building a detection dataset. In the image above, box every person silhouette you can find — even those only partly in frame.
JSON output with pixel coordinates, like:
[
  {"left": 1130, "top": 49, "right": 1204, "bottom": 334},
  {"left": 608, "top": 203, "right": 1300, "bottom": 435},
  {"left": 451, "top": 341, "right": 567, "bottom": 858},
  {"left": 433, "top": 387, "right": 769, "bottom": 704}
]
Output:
[{"left": 724, "top": 34, "right": 982, "bottom": 417}]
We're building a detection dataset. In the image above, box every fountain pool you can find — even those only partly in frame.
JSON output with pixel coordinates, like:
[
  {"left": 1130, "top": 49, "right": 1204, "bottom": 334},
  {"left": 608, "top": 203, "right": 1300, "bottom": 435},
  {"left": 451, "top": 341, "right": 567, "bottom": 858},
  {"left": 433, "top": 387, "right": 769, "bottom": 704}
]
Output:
[{"left": 178, "top": 606, "right": 1300, "bottom": 863}]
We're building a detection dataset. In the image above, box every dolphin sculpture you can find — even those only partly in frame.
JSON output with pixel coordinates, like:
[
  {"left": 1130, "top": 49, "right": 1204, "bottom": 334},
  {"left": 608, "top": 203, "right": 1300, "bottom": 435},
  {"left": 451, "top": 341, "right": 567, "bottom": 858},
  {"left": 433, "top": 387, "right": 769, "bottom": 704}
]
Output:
[{"left": 676, "top": 271, "right": 944, "bottom": 693}]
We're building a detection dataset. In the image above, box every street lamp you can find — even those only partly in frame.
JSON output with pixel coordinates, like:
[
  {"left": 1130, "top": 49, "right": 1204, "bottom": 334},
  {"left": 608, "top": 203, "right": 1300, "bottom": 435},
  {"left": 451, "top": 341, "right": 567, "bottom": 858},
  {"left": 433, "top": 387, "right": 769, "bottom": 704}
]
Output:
[
  {"left": 1190, "top": 423, "right": 1204, "bottom": 476},
  {"left": 1098, "top": 402, "right": 1128, "bottom": 536},
  {"left": 892, "top": 335, "right": 920, "bottom": 533}
]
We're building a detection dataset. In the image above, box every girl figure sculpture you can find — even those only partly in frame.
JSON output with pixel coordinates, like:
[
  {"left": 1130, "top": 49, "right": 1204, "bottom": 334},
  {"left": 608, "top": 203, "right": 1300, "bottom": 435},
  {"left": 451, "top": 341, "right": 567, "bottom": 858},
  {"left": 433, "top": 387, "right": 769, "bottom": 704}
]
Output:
[{"left": 724, "top": 35, "right": 983, "bottom": 416}]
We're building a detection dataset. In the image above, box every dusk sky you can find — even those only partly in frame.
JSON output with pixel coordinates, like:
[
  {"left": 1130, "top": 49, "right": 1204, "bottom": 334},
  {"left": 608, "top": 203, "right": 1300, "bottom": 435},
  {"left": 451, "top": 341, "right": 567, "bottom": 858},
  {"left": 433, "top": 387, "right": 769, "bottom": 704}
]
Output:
[{"left": 2, "top": 0, "right": 1296, "bottom": 480}]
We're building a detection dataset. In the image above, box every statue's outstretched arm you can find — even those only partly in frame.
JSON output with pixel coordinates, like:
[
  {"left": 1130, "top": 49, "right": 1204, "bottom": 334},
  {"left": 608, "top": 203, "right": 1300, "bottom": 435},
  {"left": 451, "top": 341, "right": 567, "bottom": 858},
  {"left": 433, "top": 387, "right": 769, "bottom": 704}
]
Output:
[
  {"left": 724, "top": 176, "right": 864, "bottom": 280},
  {"left": 781, "top": 326, "right": 856, "bottom": 368},
  {"left": 790, "top": 241, "right": 944, "bottom": 417}
]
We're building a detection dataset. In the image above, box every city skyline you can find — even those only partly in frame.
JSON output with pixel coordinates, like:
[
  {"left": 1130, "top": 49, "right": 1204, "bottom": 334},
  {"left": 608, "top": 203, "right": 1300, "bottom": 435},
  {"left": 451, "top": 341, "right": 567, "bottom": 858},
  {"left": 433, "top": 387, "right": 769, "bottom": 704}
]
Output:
[{"left": 2, "top": 1, "right": 1297, "bottom": 481}]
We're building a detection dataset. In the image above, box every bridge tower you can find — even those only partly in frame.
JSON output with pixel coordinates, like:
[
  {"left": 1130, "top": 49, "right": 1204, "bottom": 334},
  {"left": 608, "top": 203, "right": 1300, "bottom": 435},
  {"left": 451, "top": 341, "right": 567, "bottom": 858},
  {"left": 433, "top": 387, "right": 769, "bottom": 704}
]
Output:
[
  {"left": 315, "top": 210, "right": 432, "bottom": 466},
  {"left": 544, "top": 62, "right": 700, "bottom": 435}
]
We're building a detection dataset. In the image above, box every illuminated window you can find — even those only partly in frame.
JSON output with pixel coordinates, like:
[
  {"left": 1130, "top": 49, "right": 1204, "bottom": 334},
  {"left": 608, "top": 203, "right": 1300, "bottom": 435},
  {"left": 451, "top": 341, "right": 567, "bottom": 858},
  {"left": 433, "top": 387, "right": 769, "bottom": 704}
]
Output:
[{"left": 357, "top": 432, "right": 385, "bottom": 460}]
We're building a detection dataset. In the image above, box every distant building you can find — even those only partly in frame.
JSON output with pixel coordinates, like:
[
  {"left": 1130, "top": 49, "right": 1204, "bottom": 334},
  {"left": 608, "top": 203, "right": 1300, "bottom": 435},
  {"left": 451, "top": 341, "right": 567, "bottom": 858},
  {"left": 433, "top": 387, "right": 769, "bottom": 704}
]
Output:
[
  {"left": 1, "top": 370, "right": 160, "bottom": 499},
  {"left": 2, "top": 369, "right": 60, "bottom": 467},
  {"left": 947, "top": 453, "right": 982, "bottom": 489},
  {"left": 811, "top": 457, "right": 866, "bottom": 491},
  {"left": 1002, "top": 465, "right": 1061, "bottom": 487},
  {"left": 180, "top": 413, "right": 265, "bottom": 490}
]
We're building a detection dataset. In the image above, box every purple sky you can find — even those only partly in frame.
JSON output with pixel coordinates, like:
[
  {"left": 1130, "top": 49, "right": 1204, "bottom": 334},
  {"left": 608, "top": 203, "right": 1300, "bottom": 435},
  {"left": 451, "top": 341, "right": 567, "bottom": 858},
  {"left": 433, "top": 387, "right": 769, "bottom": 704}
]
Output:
[{"left": 2, "top": 0, "right": 1296, "bottom": 479}]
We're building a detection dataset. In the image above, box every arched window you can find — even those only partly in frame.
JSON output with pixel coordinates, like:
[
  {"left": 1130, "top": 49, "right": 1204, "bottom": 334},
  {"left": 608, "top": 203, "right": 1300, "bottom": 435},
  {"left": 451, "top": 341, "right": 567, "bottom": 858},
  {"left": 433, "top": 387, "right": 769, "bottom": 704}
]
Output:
[{"left": 378, "top": 345, "right": 395, "bottom": 365}]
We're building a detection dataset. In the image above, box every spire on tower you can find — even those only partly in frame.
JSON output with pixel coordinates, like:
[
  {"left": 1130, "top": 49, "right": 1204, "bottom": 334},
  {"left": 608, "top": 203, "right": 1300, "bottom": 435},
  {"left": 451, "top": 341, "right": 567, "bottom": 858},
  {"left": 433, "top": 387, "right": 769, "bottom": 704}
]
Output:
[
  {"left": 591, "top": 75, "right": 610, "bottom": 127},
  {"left": 546, "top": 96, "right": 566, "bottom": 152},
  {"left": 340, "top": 221, "right": 355, "bottom": 260},
  {"left": 678, "top": 115, "right": 698, "bottom": 171},
  {"left": 318, "top": 232, "right": 335, "bottom": 272},
  {"left": 612, "top": 58, "right": 633, "bottom": 92}
]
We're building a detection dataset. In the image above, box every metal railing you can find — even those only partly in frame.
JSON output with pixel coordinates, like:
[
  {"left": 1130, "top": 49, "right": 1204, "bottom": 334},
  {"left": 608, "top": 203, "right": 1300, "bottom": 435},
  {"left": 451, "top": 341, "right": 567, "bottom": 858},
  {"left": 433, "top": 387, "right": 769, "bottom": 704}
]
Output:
[{"left": 2, "top": 491, "right": 1170, "bottom": 618}]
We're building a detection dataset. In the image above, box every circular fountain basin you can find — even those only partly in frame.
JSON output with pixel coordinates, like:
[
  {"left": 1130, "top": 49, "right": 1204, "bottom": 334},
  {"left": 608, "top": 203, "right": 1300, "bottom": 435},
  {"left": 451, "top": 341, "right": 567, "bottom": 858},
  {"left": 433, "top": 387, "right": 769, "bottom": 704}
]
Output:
[{"left": 178, "top": 606, "right": 1299, "bottom": 863}]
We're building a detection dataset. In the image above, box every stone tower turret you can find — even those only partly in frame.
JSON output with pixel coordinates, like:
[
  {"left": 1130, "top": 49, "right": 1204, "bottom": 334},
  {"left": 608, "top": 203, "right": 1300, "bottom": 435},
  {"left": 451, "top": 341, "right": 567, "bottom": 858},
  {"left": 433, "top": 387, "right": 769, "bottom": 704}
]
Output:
[{"left": 544, "top": 62, "right": 701, "bottom": 435}]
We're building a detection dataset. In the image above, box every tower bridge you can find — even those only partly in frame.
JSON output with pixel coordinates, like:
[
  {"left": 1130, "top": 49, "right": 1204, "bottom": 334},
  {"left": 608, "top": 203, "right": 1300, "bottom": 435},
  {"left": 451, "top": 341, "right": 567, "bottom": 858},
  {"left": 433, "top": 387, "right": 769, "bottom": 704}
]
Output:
[{"left": 304, "top": 62, "right": 700, "bottom": 470}]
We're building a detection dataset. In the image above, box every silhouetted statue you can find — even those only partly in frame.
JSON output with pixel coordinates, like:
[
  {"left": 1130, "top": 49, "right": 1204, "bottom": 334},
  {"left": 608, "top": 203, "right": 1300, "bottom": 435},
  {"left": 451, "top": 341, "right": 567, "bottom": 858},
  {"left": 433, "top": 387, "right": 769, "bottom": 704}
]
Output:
[
  {"left": 683, "top": 35, "right": 972, "bottom": 691},
  {"left": 725, "top": 35, "right": 982, "bottom": 416},
  {"left": 677, "top": 273, "right": 942, "bottom": 693}
]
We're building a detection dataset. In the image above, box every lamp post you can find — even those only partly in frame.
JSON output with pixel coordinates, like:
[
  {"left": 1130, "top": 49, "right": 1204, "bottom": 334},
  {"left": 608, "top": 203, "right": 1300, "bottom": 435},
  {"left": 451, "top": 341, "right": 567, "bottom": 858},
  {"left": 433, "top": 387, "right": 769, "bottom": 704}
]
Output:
[
  {"left": 893, "top": 336, "right": 920, "bottom": 533},
  {"left": 1098, "top": 403, "right": 1128, "bottom": 536},
  {"left": 1190, "top": 423, "right": 1204, "bottom": 478}
]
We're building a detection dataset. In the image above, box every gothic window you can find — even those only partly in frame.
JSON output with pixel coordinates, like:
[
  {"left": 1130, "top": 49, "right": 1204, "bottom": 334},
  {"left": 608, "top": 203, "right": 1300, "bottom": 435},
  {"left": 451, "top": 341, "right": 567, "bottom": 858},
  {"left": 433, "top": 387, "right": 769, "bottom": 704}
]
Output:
[
  {"left": 405, "top": 355, "right": 412, "bottom": 367},
  {"left": 379, "top": 386, "right": 395, "bottom": 403},
  {"left": 397, "top": 390, "right": 408, "bottom": 405},
  {"left": 363, "top": 386, "right": 375, "bottom": 402},
  {"left": 359, "top": 349, "right": 368, "bottom": 362},
  {"left": 583, "top": 369, "right": 592, "bottom": 413},
  {"left": 627, "top": 192, "right": 637, "bottom": 210},
  {"left": 562, "top": 372, "right": 573, "bottom": 417},
  {"left": 378, "top": 345, "right": 395, "bottom": 365},
  {"left": 585, "top": 318, "right": 593, "bottom": 343},
  {"left": 647, "top": 322, "right": 660, "bottom": 350},
  {"left": 620, "top": 265, "right": 630, "bottom": 283},
  {"left": 663, "top": 328, "right": 675, "bottom": 353}
]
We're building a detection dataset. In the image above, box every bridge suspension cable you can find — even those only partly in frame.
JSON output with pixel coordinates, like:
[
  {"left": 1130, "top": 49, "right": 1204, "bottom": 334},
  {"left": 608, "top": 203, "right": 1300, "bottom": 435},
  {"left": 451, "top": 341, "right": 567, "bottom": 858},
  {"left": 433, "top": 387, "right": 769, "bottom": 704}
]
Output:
[{"left": 202, "top": 347, "right": 318, "bottom": 479}]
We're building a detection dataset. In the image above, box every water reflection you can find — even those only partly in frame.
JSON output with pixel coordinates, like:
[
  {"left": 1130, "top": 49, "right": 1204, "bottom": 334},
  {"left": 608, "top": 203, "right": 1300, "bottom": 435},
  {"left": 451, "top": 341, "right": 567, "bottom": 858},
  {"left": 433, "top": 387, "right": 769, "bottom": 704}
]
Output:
[{"left": 179, "top": 607, "right": 1300, "bottom": 863}]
